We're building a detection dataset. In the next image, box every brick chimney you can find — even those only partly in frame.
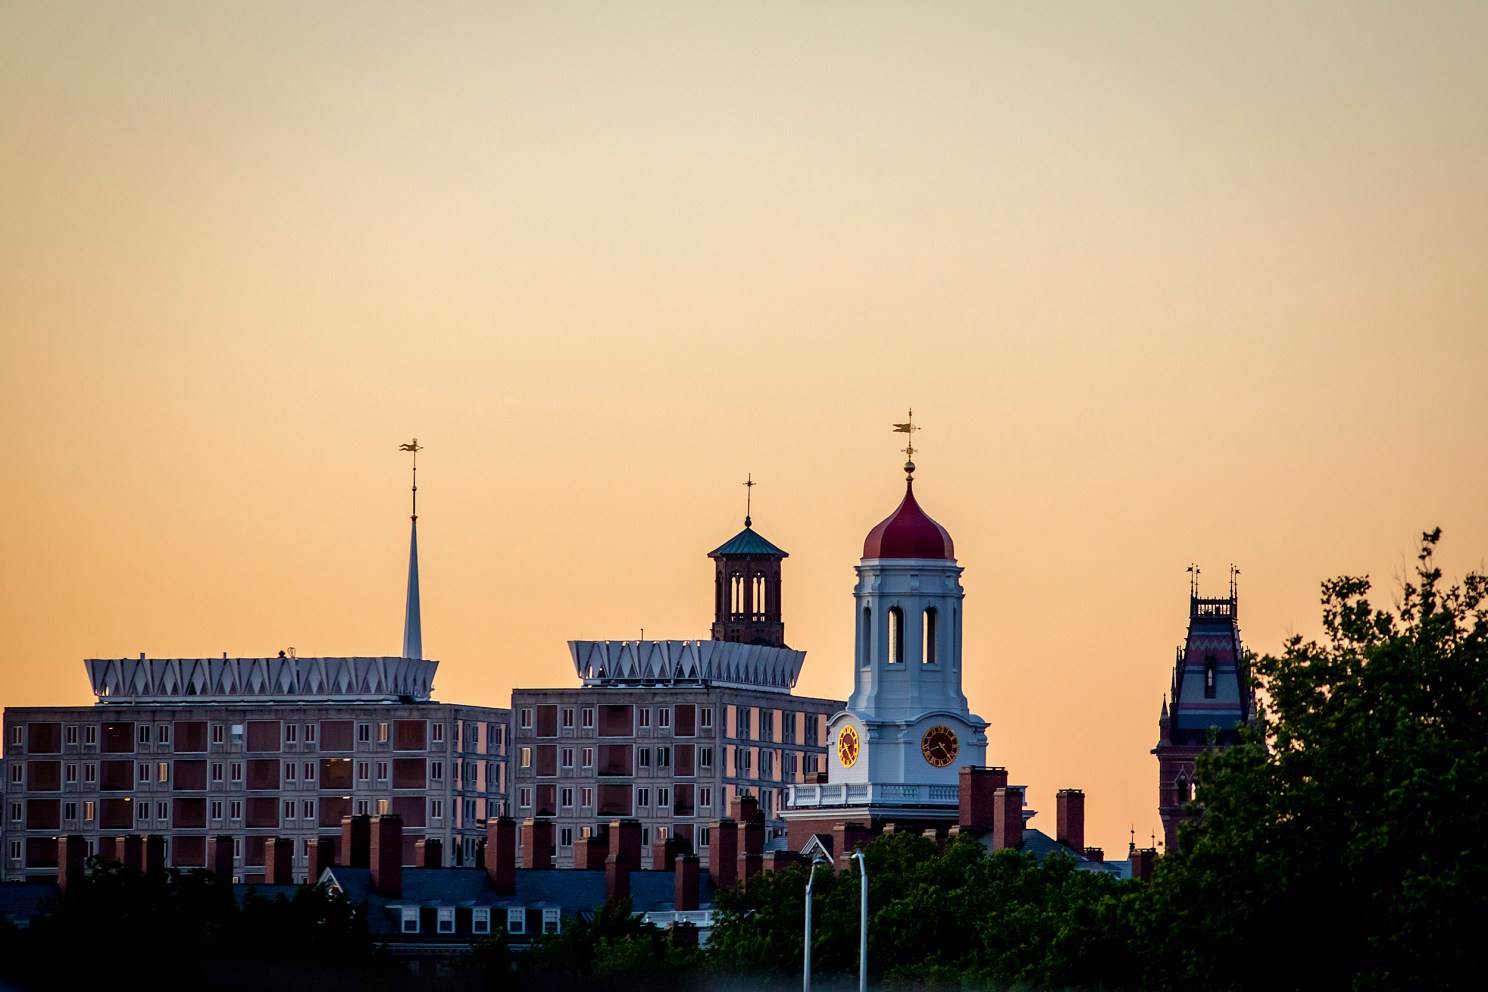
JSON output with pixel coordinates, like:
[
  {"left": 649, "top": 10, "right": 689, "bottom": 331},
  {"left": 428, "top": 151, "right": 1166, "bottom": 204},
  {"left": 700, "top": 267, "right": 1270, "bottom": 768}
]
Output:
[
  {"left": 832, "top": 821, "right": 869, "bottom": 871},
  {"left": 763, "top": 850, "right": 799, "bottom": 873},
  {"left": 208, "top": 835, "right": 234, "bottom": 881},
  {"left": 609, "top": 819, "right": 642, "bottom": 872},
  {"left": 265, "top": 836, "right": 294, "bottom": 886},
  {"left": 729, "top": 794, "right": 761, "bottom": 825},
  {"left": 520, "top": 818, "right": 554, "bottom": 869},
  {"left": 415, "top": 838, "right": 442, "bottom": 868},
  {"left": 578, "top": 828, "right": 609, "bottom": 870},
  {"left": 959, "top": 766, "right": 1008, "bottom": 834},
  {"left": 605, "top": 854, "right": 631, "bottom": 904},
  {"left": 739, "top": 852, "right": 763, "bottom": 889},
  {"left": 739, "top": 817, "right": 765, "bottom": 857},
  {"left": 991, "top": 787, "right": 1024, "bottom": 851},
  {"left": 120, "top": 834, "right": 144, "bottom": 874},
  {"left": 486, "top": 817, "right": 516, "bottom": 895},
  {"left": 307, "top": 837, "right": 337, "bottom": 881},
  {"left": 652, "top": 835, "right": 681, "bottom": 871},
  {"left": 370, "top": 815, "right": 403, "bottom": 896},
  {"left": 143, "top": 835, "right": 166, "bottom": 879},
  {"left": 709, "top": 817, "right": 738, "bottom": 889},
  {"left": 1055, "top": 789, "right": 1086, "bottom": 853},
  {"left": 1131, "top": 847, "right": 1156, "bottom": 882},
  {"left": 1084, "top": 847, "right": 1105, "bottom": 863},
  {"left": 58, "top": 835, "right": 87, "bottom": 893},
  {"left": 341, "top": 814, "right": 371, "bottom": 868},
  {"left": 674, "top": 853, "right": 700, "bottom": 911}
]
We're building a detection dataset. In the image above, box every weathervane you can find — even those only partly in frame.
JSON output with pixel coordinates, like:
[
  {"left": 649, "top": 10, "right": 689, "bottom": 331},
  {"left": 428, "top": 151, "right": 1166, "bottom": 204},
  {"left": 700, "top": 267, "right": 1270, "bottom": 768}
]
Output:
[
  {"left": 1229, "top": 563, "right": 1241, "bottom": 599},
  {"left": 743, "top": 473, "right": 755, "bottom": 528},
  {"left": 892, "top": 409, "right": 920, "bottom": 479},
  {"left": 1187, "top": 563, "right": 1201, "bottom": 598},
  {"left": 399, "top": 438, "right": 422, "bottom": 521}
]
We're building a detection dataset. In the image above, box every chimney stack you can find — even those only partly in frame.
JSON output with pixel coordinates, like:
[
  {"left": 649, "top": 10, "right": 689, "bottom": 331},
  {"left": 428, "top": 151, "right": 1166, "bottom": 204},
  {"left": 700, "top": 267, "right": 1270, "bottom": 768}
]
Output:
[
  {"left": 1055, "top": 789, "right": 1086, "bottom": 853},
  {"left": 341, "top": 814, "right": 371, "bottom": 868},
  {"left": 992, "top": 787, "right": 1024, "bottom": 851},
  {"left": 1131, "top": 847, "right": 1156, "bottom": 882},
  {"left": 486, "top": 817, "right": 517, "bottom": 895},
  {"left": 370, "top": 815, "right": 403, "bottom": 896},
  {"left": 144, "top": 835, "right": 166, "bottom": 879},
  {"left": 578, "top": 827, "right": 609, "bottom": 870},
  {"left": 265, "top": 836, "right": 295, "bottom": 885},
  {"left": 58, "top": 835, "right": 88, "bottom": 893},
  {"left": 709, "top": 817, "right": 738, "bottom": 889},
  {"left": 208, "top": 835, "right": 234, "bottom": 881},
  {"left": 605, "top": 854, "right": 631, "bottom": 904},
  {"left": 415, "top": 838, "right": 443, "bottom": 868},
  {"left": 307, "top": 837, "right": 337, "bottom": 881},
  {"left": 674, "top": 853, "right": 700, "bottom": 911},
  {"left": 610, "top": 819, "right": 642, "bottom": 872},
  {"left": 1084, "top": 847, "right": 1105, "bottom": 863},
  {"left": 120, "top": 834, "right": 144, "bottom": 874},
  {"left": 959, "top": 766, "right": 1008, "bottom": 834},
  {"left": 832, "top": 821, "right": 869, "bottom": 871},
  {"left": 520, "top": 818, "right": 554, "bottom": 869}
]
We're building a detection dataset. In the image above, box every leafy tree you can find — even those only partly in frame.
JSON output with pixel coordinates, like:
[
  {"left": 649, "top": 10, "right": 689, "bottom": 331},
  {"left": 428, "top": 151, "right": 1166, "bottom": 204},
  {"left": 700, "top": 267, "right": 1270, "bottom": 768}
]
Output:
[{"left": 1138, "top": 530, "right": 1488, "bottom": 992}]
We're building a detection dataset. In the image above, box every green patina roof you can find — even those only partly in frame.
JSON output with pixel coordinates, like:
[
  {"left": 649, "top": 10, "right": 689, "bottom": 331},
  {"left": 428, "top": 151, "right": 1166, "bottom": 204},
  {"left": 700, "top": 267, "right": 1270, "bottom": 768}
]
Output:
[{"left": 707, "top": 525, "right": 788, "bottom": 558}]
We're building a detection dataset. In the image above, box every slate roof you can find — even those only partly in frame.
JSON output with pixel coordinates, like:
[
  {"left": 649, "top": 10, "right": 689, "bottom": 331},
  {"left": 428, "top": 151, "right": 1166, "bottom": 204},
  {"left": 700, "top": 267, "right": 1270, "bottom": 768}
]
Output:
[
  {"left": 0, "top": 882, "right": 56, "bottom": 926},
  {"left": 707, "top": 525, "right": 788, "bottom": 559}
]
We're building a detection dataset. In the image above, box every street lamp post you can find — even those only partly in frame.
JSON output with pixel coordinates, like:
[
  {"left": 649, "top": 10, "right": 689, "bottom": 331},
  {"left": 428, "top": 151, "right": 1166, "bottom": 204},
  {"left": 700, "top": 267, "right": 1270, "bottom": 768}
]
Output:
[
  {"left": 804, "top": 855, "right": 829, "bottom": 992},
  {"left": 852, "top": 849, "right": 868, "bottom": 992}
]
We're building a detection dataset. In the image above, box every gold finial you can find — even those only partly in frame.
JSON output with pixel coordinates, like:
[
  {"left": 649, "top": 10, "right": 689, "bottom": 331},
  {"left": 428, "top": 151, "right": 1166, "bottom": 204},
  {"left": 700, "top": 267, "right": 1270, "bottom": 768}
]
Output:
[
  {"left": 892, "top": 409, "right": 920, "bottom": 479},
  {"left": 399, "top": 438, "right": 422, "bottom": 521},
  {"left": 742, "top": 473, "right": 755, "bottom": 528}
]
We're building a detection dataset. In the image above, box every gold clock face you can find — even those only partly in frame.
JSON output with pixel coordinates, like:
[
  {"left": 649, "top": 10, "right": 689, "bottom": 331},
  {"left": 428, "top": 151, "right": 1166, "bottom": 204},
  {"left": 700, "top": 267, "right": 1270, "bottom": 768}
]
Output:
[
  {"left": 837, "top": 725, "right": 860, "bottom": 768},
  {"left": 921, "top": 725, "right": 959, "bottom": 768}
]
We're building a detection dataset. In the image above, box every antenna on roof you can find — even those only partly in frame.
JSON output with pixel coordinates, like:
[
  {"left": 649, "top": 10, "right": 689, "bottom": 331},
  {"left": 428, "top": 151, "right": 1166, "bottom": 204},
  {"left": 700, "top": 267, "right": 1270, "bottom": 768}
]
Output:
[
  {"left": 892, "top": 409, "right": 920, "bottom": 479},
  {"left": 1229, "top": 563, "right": 1240, "bottom": 600},
  {"left": 1187, "top": 563, "right": 1200, "bottom": 598}
]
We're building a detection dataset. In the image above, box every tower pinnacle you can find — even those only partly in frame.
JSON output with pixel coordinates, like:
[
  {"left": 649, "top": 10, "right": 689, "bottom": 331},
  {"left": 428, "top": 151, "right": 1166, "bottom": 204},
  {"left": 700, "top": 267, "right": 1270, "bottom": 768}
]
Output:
[{"left": 399, "top": 439, "right": 423, "bottom": 660}]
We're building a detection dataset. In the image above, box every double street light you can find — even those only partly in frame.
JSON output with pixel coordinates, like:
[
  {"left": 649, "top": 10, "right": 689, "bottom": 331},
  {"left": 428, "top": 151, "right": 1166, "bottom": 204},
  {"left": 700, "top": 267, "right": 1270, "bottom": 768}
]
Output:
[
  {"left": 803, "top": 848, "right": 869, "bottom": 992},
  {"left": 803, "top": 855, "right": 830, "bottom": 992}
]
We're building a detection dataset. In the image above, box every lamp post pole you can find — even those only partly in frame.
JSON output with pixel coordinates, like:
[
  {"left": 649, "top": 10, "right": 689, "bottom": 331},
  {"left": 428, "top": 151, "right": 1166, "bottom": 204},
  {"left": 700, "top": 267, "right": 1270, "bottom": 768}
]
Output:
[
  {"left": 804, "top": 855, "right": 828, "bottom": 992},
  {"left": 852, "top": 849, "right": 868, "bottom": 992}
]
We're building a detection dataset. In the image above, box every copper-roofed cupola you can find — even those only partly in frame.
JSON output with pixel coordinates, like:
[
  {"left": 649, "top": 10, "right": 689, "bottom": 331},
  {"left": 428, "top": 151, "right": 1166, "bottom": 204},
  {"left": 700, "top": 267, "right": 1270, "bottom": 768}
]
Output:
[{"left": 708, "top": 474, "right": 789, "bottom": 648}]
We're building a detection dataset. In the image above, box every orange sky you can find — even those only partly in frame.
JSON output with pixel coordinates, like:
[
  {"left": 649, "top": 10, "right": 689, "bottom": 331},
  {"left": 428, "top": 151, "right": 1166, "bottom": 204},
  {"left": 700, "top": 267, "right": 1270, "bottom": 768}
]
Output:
[{"left": 4, "top": 2, "right": 1487, "bottom": 853}]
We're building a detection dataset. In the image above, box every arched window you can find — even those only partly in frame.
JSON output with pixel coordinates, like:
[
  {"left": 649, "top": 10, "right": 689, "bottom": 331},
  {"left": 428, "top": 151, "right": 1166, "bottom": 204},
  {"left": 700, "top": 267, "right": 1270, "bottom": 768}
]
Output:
[
  {"left": 888, "top": 607, "right": 904, "bottom": 664},
  {"left": 861, "top": 607, "right": 872, "bottom": 667},
  {"left": 922, "top": 607, "right": 938, "bottom": 664},
  {"left": 1204, "top": 652, "right": 1217, "bottom": 698},
  {"left": 752, "top": 573, "right": 767, "bottom": 620},
  {"left": 730, "top": 573, "right": 744, "bottom": 617},
  {"left": 1176, "top": 775, "right": 1193, "bottom": 803}
]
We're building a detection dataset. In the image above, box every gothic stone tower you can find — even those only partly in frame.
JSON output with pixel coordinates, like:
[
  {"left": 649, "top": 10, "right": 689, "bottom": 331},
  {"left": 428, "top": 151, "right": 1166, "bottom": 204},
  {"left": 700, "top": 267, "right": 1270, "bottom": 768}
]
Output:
[
  {"left": 708, "top": 518, "right": 788, "bottom": 648},
  {"left": 1153, "top": 580, "right": 1255, "bottom": 852}
]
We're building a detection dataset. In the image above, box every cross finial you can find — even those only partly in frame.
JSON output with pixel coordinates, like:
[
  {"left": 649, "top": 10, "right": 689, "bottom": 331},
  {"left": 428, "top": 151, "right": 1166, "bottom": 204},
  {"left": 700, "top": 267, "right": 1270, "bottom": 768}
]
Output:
[
  {"left": 892, "top": 409, "right": 920, "bottom": 479},
  {"left": 742, "top": 473, "right": 755, "bottom": 528},
  {"left": 399, "top": 438, "right": 422, "bottom": 521}
]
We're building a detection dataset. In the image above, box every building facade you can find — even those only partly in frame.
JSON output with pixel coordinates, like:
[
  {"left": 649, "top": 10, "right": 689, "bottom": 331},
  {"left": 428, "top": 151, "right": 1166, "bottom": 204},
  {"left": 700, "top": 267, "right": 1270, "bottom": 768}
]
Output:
[
  {"left": 1153, "top": 575, "right": 1255, "bottom": 852},
  {"left": 2, "top": 655, "right": 509, "bottom": 883}
]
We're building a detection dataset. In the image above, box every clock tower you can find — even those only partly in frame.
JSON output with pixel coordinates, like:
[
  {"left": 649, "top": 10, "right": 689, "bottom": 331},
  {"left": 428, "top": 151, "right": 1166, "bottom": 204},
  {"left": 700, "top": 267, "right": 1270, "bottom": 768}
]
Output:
[{"left": 786, "top": 433, "right": 989, "bottom": 843}]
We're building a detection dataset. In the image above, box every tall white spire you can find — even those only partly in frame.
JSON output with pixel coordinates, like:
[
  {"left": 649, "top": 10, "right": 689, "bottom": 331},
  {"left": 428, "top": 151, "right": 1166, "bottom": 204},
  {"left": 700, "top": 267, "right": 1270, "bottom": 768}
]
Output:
[{"left": 399, "top": 439, "right": 423, "bottom": 660}]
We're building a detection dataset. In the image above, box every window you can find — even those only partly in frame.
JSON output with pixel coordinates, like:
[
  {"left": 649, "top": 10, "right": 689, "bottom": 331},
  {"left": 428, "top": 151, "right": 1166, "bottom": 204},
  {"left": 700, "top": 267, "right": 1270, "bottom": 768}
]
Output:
[
  {"left": 301, "top": 800, "right": 314, "bottom": 820},
  {"left": 85, "top": 725, "right": 97, "bottom": 746},
  {"left": 356, "top": 800, "right": 370, "bottom": 816},
  {"left": 562, "top": 707, "right": 575, "bottom": 729},
  {"left": 430, "top": 799, "right": 443, "bottom": 821},
  {"left": 542, "top": 908, "right": 561, "bottom": 934},
  {"left": 402, "top": 908, "right": 419, "bottom": 933},
  {"left": 473, "top": 908, "right": 491, "bottom": 935},
  {"left": 64, "top": 801, "right": 77, "bottom": 822},
  {"left": 284, "top": 762, "right": 296, "bottom": 782},
  {"left": 8, "top": 841, "right": 20, "bottom": 861},
  {"left": 636, "top": 787, "right": 650, "bottom": 809},
  {"left": 285, "top": 724, "right": 297, "bottom": 744},
  {"left": 211, "top": 762, "right": 223, "bottom": 782},
  {"left": 561, "top": 747, "right": 574, "bottom": 769},
  {"left": 656, "top": 746, "right": 671, "bottom": 768},
  {"left": 519, "top": 709, "right": 533, "bottom": 730},
  {"left": 430, "top": 722, "right": 443, "bottom": 745},
  {"left": 700, "top": 707, "right": 713, "bottom": 730},
  {"left": 699, "top": 746, "right": 713, "bottom": 770},
  {"left": 519, "top": 787, "right": 532, "bottom": 809},
  {"left": 655, "top": 825, "right": 669, "bottom": 843},
  {"left": 560, "top": 827, "right": 574, "bottom": 848},
  {"left": 923, "top": 607, "right": 938, "bottom": 664},
  {"left": 638, "top": 748, "right": 651, "bottom": 768},
  {"left": 137, "top": 725, "right": 151, "bottom": 745},
  {"left": 376, "top": 798, "right": 389, "bottom": 815},
  {"left": 230, "top": 762, "right": 243, "bottom": 783},
  {"left": 229, "top": 801, "right": 242, "bottom": 822},
  {"left": 305, "top": 723, "right": 317, "bottom": 743},
  {"left": 581, "top": 787, "right": 593, "bottom": 809},
  {"left": 1204, "top": 654, "right": 1217, "bottom": 698},
  {"left": 657, "top": 786, "right": 670, "bottom": 809},
  {"left": 83, "top": 800, "right": 95, "bottom": 821},
  {"left": 229, "top": 724, "right": 244, "bottom": 745},
  {"left": 85, "top": 763, "right": 96, "bottom": 783},
  {"left": 519, "top": 747, "right": 532, "bottom": 770},
  {"left": 582, "top": 708, "right": 594, "bottom": 729},
  {"left": 137, "top": 762, "right": 149, "bottom": 784},
  {"left": 65, "top": 763, "right": 77, "bottom": 784},
  {"left": 738, "top": 708, "right": 752, "bottom": 740},
  {"left": 156, "top": 761, "right": 168, "bottom": 783},
  {"left": 211, "top": 724, "right": 225, "bottom": 745},
  {"left": 737, "top": 748, "right": 752, "bottom": 774},
  {"left": 431, "top": 760, "right": 444, "bottom": 782},
  {"left": 304, "top": 761, "right": 315, "bottom": 781},
  {"left": 888, "top": 606, "right": 905, "bottom": 663},
  {"left": 65, "top": 725, "right": 79, "bottom": 746},
  {"left": 357, "top": 761, "right": 369, "bottom": 782},
  {"left": 699, "top": 787, "right": 712, "bottom": 811},
  {"left": 9, "top": 765, "right": 20, "bottom": 785},
  {"left": 639, "top": 708, "right": 651, "bottom": 728},
  {"left": 760, "top": 710, "right": 774, "bottom": 741},
  {"left": 377, "top": 723, "right": 389, "bottom": 744},
  {"left": 582, "top": 747, "right": 594, "bottom": 768},
  {"left": 658, "top": 708, "right": 671, "bottom": 729},
  {"left": 437, "top": 907, "right": 455, "bottom": 934},
  {"left": 7, "top": 802, "right": 19, "bottom": 822},
  {"left": 210, "top": 800, "right": 223, "bottom": 820},
  {"left": 507, "top": 908, "right": 526, "bottom": 935},
  {"left": 697, "top": 825, "right": 711, "bottom": 848},
  {"left": 357, "top": 723, "right": 371, "bottom": 744},
  {"left": 376, "top": 761, "right": 389, "bottom": 781},
  {"left": 760, "top": 750, "right": 774, "bottom": 776}
]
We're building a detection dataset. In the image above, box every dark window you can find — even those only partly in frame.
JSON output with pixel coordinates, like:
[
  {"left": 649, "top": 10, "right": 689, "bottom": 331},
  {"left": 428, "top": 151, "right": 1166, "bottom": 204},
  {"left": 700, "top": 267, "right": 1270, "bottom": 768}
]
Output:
[
  {"left": 175, "top": 721, "right": 208, "bottom": 752},
  {"left": 597, "top": 744, "right": 633, "bottom": 776},
  {"left": 394, "top": 720, "right": 427, "bottom": 751},
  {"left": 246, "top": 722, "right": 280, "bottom": 752},
  {"left": 246, "top": 797, "right": 278, "bottom": 828},
  {"left": 598, "top": 705, "right": 634, "bottom": 738},
  {"left": 102, "top": 723, "right": 134, "bottom": 754},
  {"left": 673, "top": 784, "right": 695, "bottom": 816},
  {"left": 100, "top": 798, "right": 133, "bottom": 829},
  {"left": 320, "top": 758, "right": 353, "bottom": 789},
  {"left": 100, "top": 760, "right": 133, "bottom": 791},
  {"left": 25, "top": 799, "right": 60, "bottom": 830},
  {"left": 393, "top": 757, "right": 426, "bottom": 789},
  {"left": 536, "top": 784, "right": 557, "bottom": 817},
  {"left": 536, "top": 706, "right": 558, "bottom": 738},
  {"left": 392, "top": 795, "right": 426, "bottom": 827},
  {"left": 174, "top": 760, "right": 207, "bottom": 790},
  {"left": 675, "top": 743, "right": 695, "bottom": 776},
  {"left": 597, "top": 784, "right": 632, "bottom": 817},
  {"left": 319, "top": 795, "right": 352, "bottom": 828},
  {"left": 25, "top": 838, "right": 58, "bottom": 868},
  {"left": 320, "top": 720, "right": 354, "bottom": 751},
  {"left": 247, "top": 759, "right": 280, "bottom": 791},
  {"left": 244, "top": 835, "right": 268, "bottom": 866},
  {"left": 923, "top": 608, "right": 938, "bottom": 664},
  {"left": 173, "top": 836, "right": 206, "bottom": 867},
  {"left": 174, "top": 798, "right": 207, "bottom": 828},
  {"left": 26, "top": 723, "right": 61, "bottom": 753},
  {"left": 27, "top": 761, "right": 60, "bottom": 791},
  {"left": 861, "top": 607, "right": 872, "bottom": 666},
  {"left": 674, "top": 705, "right": 696, "bottom": 737}
]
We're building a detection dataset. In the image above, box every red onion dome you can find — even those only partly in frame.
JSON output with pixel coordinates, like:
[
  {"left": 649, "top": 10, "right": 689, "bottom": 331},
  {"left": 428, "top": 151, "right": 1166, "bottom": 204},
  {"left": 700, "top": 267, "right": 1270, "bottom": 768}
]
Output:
[{"left": 862, "top": 480, "right": 955, "bottom": 560}]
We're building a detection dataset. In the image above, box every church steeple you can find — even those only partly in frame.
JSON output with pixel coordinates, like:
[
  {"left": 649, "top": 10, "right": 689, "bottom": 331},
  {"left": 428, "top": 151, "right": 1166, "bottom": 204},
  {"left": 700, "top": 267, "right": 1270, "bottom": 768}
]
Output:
[
  {"left": 399, "top": 439, "right": 423, "bottom": 660},
  {"left": 707, "top": 476, "right": 788, "bottom": 648}
]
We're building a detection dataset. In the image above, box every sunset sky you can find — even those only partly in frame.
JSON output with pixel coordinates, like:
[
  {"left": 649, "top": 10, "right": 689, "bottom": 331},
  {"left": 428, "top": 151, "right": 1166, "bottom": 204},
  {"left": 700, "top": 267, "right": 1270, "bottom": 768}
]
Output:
[{"left": 4, "top": 2, "right": 1486, "bottom": 852}]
